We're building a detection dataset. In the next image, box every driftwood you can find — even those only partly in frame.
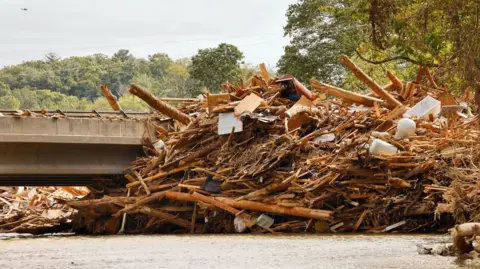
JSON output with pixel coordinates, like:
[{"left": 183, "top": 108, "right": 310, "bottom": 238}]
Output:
[
  {"left": 339, "top": 55, "right": 403, "bottom": 109},
  {"left": 216, "top": 197, "right": 333, "bottom": 221},
  {"left": 310, "top": 80, "right": 383, "bottom": 107},
  {"left": 100, "top": 84, "right": 121, "bottom": 111},
  {"left": 129, "top": 83, "right": 191, "bottom": 124},
  {"left": 451, "top": 223, "right": 480, "bottom": 253}
]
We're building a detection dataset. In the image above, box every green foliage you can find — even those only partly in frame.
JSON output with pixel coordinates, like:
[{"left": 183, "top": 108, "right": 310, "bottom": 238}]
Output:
[
  {"left": 118, "top": 94, "right": 150, "bottom": 112},
  {"left": 91, "top": 97, "right": 113, "bottom": 111},
  {"left": 279, "top": 0, "right": 480, "bottom": 92},
  {"left": 278, "top": 0, "right": 367, "bottom": 85},
  {"left": 190, "top": 43, "right": 244, "bottom": 93},
  {"left": 0, "top": 49, "right": 206, "bottom": 102},
  {"left": 10, "top": 87, "right": 92, "bottom": 110},
  {"left": 0, "top": 96, "right": 20, "bottom": 109},
  {"left": 0, "top": 48, "right": 218, "bottom": 110}
]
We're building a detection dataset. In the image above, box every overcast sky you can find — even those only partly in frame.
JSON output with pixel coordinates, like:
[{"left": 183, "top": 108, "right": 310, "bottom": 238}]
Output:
[{"left": 0, "top": 0, "right": 296, "bottom": 68}]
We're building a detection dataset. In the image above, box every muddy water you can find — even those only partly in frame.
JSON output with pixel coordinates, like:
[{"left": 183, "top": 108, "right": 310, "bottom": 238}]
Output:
[{"left": 1, "top": 234, "right": 480, "bottom": 269}]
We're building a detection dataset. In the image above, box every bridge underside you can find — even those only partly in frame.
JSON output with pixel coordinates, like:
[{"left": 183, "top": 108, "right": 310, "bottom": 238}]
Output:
[
  {"left": 0, "top": 114, "right": 156, "bottom": 186},
  {"left": 0, "top": 143, "right": 143, "bottom": 186}
]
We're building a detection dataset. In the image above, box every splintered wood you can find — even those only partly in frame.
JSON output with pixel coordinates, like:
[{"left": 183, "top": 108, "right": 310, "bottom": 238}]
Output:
[
  {"left": 0, "top": 187, "right": 90, "bottom": 234},
  {"left": 3, "top": 57, "right": 478, "bottom": 235},
  {"left": 100, "top": 84, "right": 121, "bottom": 111}
]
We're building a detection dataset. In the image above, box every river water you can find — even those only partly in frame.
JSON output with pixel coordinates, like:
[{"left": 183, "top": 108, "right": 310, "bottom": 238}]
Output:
[{"left": 2, "top": 234, "right": 480, "bottom": 269}]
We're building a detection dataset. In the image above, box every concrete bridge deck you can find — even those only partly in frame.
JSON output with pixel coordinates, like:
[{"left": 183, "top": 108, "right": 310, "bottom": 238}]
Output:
[{"left": 0, "top": 111, "right": 168, "bottom": 185}]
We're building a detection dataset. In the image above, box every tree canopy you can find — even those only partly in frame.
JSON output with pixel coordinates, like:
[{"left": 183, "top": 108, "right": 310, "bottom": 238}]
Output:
[
  {"left": 278, "top": 0, "right": 480, "bottom": 92},
  {"left": 189, "top": 43, "right": 245, "bottom": 93}
]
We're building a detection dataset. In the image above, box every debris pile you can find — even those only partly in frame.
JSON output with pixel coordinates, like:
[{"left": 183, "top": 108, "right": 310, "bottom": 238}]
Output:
[
  {"left": 64, "top": 56, "right": 479, "bottom": 235},
  {"left": 0, "top": 187, "right": 90, "bottom": 234},
  {"left": 2, "top": 56, "right": 479, "bottom": 235}
]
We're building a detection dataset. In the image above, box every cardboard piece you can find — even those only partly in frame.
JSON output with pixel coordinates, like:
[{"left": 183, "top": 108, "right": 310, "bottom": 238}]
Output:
[{"left": 234, "top": 93, "right": 264, "bottom": 116}]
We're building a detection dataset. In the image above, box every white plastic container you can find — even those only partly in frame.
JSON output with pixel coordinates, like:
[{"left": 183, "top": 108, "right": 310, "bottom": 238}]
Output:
[
  {"left": 314, "top": 133, "right": 335, "bottom": 143},
  {"left": 153, "top": 140, "right": 165, "bottom": 153},
  {"left": 234, "top": 216, "right": 247, "bottom": 233},
  {"left": 255, "top": 214, "right": 274, "bottom": 229},
  {"left": 403, "top": 96, "right": 441, "bottom": 119},
  {"left": 369, "top": 139, "right": 398, "bottom": 155},
  {"left": 394, "top": 118, "right": 416, "bottom": 139}
]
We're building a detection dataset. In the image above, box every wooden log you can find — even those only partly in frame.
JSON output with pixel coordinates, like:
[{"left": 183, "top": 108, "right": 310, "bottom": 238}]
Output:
[
  {"left": 191, "top": 192, "right": 250, "bottom": 219},
  {"left": 148, "top": 182, "right": 179, "bottom": 193},
  {"left": 215, "top": 197, "right": 333, "bottom": 221},
  {"left": 386, "top": 71, "right": 404, "bottom": 91},
  {"left": 401, "top": 82, "right": 416, "bottom": 100},
  {"left": 137, "top": 206, "right": 191, "bottom": 229},
  {"left": 339, "top": 55, "right": 403, "bottom": 109},
  {"left": 112, "top": 189, "right": 173, "bottom": 218},
  {"left": 100, "top": 84, "right": 121, "bottom": 111},
  {"left": 129, "top": 83, "right": 191, "bottom": 124},
  {"left": 310, "top": 80, "right": 383, "bottom": 107},
  {"left": 165, "top": 191, "right": 200, "bottom": 203}
]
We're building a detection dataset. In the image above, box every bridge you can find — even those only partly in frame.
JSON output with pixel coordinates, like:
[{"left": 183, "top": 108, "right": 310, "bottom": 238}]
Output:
[{"left": 0, "top": 110, "right": 168, "bottom": 186}]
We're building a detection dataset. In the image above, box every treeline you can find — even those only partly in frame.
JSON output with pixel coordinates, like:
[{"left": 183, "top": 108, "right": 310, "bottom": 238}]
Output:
[
  {"left": 0, "top": 44, "right": 253, "bottom": 111},
  {"left": 3, "top": 0, "right": 477, "bottom": 111}
]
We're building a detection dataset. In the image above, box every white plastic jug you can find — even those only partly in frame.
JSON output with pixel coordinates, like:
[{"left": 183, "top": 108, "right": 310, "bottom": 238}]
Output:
[
  {"left": 394, "top": 118, "right": 416, "bottom": 139},
  {"left": 369, "top": 139, "right": 398, "bottom": 155}
]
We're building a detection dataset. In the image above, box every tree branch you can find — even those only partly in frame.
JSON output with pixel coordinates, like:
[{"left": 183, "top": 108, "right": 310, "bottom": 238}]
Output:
[{"left": 355, "top": 50, "right": 439, "bottom": 67}]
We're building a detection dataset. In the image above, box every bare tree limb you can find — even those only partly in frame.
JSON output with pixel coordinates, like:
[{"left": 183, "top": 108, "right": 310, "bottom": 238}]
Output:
[{"left": 355, "top": 50, "right": 439, "bottom": 67}]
